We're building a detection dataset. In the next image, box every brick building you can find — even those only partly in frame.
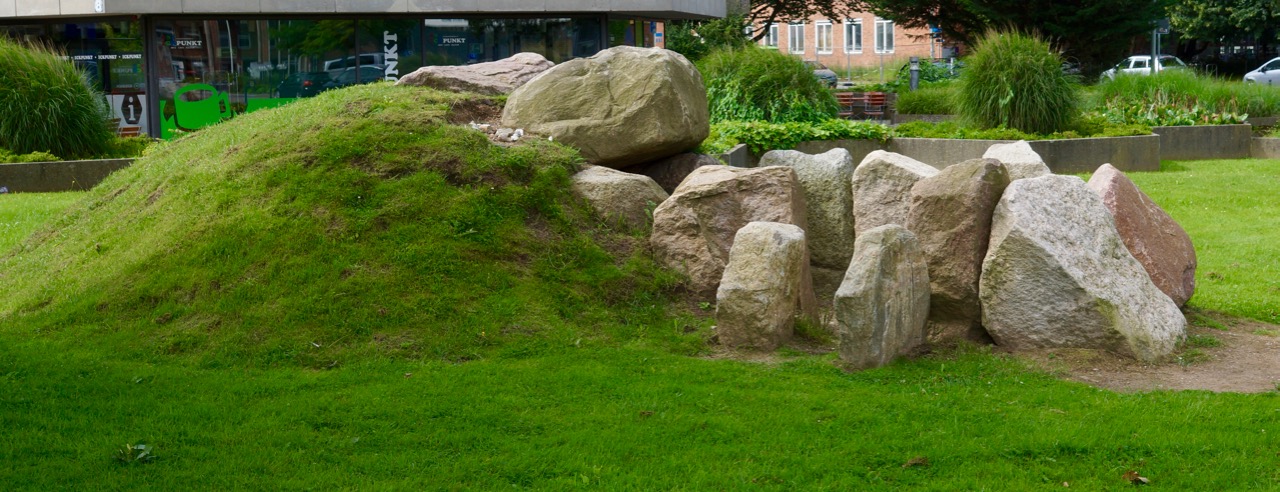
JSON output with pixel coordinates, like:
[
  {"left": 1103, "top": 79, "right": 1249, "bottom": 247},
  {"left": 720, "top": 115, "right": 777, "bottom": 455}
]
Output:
[{"left": 754, "top": 12, "right": 954, "bottom": 70}]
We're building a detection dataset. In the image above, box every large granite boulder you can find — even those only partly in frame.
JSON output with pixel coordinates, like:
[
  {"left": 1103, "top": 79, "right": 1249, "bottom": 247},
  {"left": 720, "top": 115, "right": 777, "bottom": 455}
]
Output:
[
  {"left": 621, "top": 152, "right": 721, "bottom": 194},
  {"left": 570, "top": 165, "right": 669, "bottom": 230},
  {"left": 396, "top": 52, "right": 553, "bottom": 95},
  {"left": 716, "top": 222, "right": 818, "bottom": 350},
  {"left": 501, "top": 46, "right": 709, "bottom": 168},
  {"left": 1087, "top": 164, "right": 1197, "bottom": 306},
  {"left": 980, "top": 175, "right": 1186, "bottom": 362},
  {"left": 651, "top": 166, "right": 808, "bottom": 295},
  {"left": 906, "top": 158, "right": 1010, "bottom": 343},
  {"left": 983, "top": 141, "right": 1051, "bottom": 180},
  {"left": 853, "top": 151, "right": 939, "bottom": 235},
  {"left": 834, "top": 224, "right": 931, "bottom": 369},
  {"left": 758, "top": 148, "right": 857, "bottom": 270}
]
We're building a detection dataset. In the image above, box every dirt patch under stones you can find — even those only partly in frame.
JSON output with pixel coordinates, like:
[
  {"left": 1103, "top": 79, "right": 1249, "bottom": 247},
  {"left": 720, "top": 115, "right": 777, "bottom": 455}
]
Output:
[{"left": 1014, "top": 310, "right": 1280, "bottom": 393}]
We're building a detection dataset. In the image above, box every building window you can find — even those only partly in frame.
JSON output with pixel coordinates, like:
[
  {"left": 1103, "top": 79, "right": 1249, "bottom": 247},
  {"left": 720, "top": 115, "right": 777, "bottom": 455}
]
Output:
[
  {"left": 761, "top": 23, "right": 778, "bottom": 48},
  {"left": 843, "top": 18, "right": 862, "bottom": 53},
  {"left": 874, "top": 18, "right": 894, "bottom": 54},
  {"left": 815, "top": 21, "right": 832, "bottom": 54},
  {"left": 788, "top": 22, "right": 804, "bottom": 54}
]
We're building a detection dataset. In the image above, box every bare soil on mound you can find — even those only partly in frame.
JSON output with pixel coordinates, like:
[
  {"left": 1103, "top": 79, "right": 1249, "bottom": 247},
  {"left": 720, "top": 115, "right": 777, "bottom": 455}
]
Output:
[{"left": 1016, "top": 310, "right": 1280, "bottom": 393}]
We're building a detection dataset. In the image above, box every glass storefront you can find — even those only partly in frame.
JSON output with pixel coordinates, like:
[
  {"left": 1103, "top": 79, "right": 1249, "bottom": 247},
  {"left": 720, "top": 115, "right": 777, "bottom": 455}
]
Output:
[
  {"left": 2, "top": 21, "right": 147, "bottom": 137},
  {"left": 4, "top": 14, "right": 660, "bottom": 140}
]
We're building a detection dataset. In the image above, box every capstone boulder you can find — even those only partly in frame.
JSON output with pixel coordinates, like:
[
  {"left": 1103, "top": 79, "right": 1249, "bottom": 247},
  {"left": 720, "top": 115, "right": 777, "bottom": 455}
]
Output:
[
  {"left": 758, "top": 148, "right": 856, "bottom": 270},
  {"left": 650, "top": 165, "right": 807, "bottom": 295},
  {"left": 852, "top": 150, "right": 938, "bottom": 235},
  {"left": 716, "top": 222, "right": 817, "bottom": 350},
  {"left": 980, "top": 175, "right": 1186, "bottom": 362},
  {"left": 834, "top": 224, "right": 931, "bottom": 369},
  {"left": 396, "top": 52, "right": 553, "bottom": 95},
  {"left": 1087, "top": 164, "right": 1197, "bottom": 306},
  {"left": 501, "top": 46, "right": 709, "bottom": 168}
]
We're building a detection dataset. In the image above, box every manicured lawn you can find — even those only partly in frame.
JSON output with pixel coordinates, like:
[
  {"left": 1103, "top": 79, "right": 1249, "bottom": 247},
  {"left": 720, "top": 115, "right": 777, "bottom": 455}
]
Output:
[
  {"left": 1128, "top": 159, "right": 1280, "bottom": 324},
  {"left": 2, "top": 153, "right": 1278, "bottom": 488},
  {"left": 0, "top": 191, "right": 82, "bottom": 252}
]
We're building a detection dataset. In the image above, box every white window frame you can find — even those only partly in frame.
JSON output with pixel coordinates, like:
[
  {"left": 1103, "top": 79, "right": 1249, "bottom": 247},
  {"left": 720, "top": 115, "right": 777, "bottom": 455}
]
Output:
[
  {"left": 874, "top": 18, "right": 894, "bottom": 54},
  {"left": 788, "top": 21, "right": 805, "bottom": 55},
  {"left": 844, "top": 18, "right": 862, "bottom": 54},
  {"left": 761, "top": 23, "right": 778, "bottom": 48},
  {"left": 815, "top": 20, "right": 833, "bottom": 54}
]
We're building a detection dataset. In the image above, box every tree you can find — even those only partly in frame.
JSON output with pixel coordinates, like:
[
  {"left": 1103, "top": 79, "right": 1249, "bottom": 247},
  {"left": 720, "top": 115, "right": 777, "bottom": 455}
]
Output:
[
  {"left": 1167, "top": 0, "right": 1279, "bottom": 48},
  {"left": 745, "top": 1, "right": 861, "bottom": 41},
  {"left": 850, "top": 0, "right": 1168, "bottom": 72}
]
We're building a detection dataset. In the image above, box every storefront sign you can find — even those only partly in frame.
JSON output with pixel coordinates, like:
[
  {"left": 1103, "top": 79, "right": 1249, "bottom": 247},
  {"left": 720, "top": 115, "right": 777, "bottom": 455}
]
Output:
[
  {"left": 384, "top": 31, "right": 400, "bottom": 82},
  {"left": 439, "top": 35, "right": 466, "bottom": 46}
]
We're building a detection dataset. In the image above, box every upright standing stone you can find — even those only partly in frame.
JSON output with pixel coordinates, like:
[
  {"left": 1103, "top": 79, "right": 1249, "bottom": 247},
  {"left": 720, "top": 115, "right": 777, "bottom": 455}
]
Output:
[
  {"left": 853, "top": 151, "right": 939, "bottom": 235},
  {"left": 716, "top": 222, "right": 817, "bottom": 350},
  {"left": 834, "top": 224, "right": 931, "bottom": 369},
  {"left": 906, "top": 158, "right": 1010, "bottom": 343},
  {"left": 1087, "top": 164, "right": 1197, "bottom": 306},
  {"left": 980, "top": 175, "right": 1186, "bottom": 362},
  {"left": 759, "top": 148, "right": 857, "bottom": 270},
  {"left": 983, "top": 141, "right": 1052, "bottom": 180},
  {"left": 650, "top": 166, "right": 808, "bottom": 295}
]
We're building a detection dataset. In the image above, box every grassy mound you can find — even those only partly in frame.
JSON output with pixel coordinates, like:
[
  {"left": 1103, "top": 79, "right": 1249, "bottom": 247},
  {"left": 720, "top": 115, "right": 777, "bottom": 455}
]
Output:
[{"left": 0, "top": 84, "right": 692, "bottom": 368}]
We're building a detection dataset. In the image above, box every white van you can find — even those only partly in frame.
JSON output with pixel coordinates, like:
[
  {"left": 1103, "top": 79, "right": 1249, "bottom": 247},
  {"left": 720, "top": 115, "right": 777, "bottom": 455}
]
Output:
[{"left": 323, "top": 53, "right": 385, "bottom": 76}]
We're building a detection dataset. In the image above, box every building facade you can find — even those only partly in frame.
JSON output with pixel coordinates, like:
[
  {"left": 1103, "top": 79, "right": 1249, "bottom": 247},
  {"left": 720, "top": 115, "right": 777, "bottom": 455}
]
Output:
[
  {"left": 1, "top": 1, "right": 721, "bottom": 138},
  {"left": 754, "top": 12, "right": 952, "bottom": 71}
]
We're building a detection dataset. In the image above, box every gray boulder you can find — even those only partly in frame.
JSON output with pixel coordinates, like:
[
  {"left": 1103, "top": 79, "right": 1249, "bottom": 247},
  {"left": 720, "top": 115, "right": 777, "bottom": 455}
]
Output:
[
  {"left": 853, "top": 150, "right": 939, "bottom": 235},
  {"left": 621, "top": 153, "right": 721, "bottom": 194},
  {"left": 906, "top": 158, "right": 1010, "bottom": 343},
  {"left": 716, "top": 222, "right": 818, "bottom": 350},
  {"left": 1087, "top": 164, "right": 1197, "bottom": 306},
  {"left": 501, "top": 46, "right": 709, "bottom": 168},
  {"left": 980, "top": 175, "right": 1186, "bottom": 362},
  {"left": 983, "top": 141, "right": 1051, "bottom": 180},
  {"left": 396, "top": 52, "right": 553, "bottom": 95},
  {"left": 759, "top": 148, "right": 856, "bottom": 270},
  {"left": 651, "top": 165, "right": 808, "bottom": 295},
  {"left": 834, "top": 224, "right": 931, "bottom": 369},
  {"left": 570, "top": 165, "right": 669, "bottom": 230}
]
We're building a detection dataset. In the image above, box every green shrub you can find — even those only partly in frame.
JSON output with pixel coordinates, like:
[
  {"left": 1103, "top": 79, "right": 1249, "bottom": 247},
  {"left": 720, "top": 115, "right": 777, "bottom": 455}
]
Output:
[
  {"left": 1095, "top": 70, "right": 1280, "bottom": 117},
  {"left": 895, "top": 83, "right": 957, "bottom": 115},
  {"left": 0, "top": 37, "right": 114, "bottom": 159},
  {"left": 698, "top": 47, "right": 839, "bottom": 124},
  {"left": 893, "top": 118, "right": 1149, "bottom": 141},
  {"left": 702, "top": 119, "right": 891, "bottom": 154},
  {"left": 957, "top": 30, "right": 1078, "bottom": 134}
]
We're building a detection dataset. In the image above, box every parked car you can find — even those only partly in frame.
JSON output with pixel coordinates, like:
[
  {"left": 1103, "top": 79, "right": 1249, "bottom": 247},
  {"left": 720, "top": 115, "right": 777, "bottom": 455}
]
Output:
[
  {"left": 1243, "top": 57, "right": 1280, "bottom": 85},
  {"left": 275, "top": 72, "right": 331, "bottom": 98},
  {"left": 804, "top": 61, "right": 838, "bottom": 88},
  {"left": 322, "top": 66, "right": 386, "bottom": 90},
  {"left": 1100, "top": 55, "right": 1188, "bottom": 80}
]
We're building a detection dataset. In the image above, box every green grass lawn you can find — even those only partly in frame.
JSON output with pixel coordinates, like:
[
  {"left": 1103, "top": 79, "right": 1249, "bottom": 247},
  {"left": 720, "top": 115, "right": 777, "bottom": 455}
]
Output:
[
  {"left": 2, "top": 86, "right": 1279, "bottom": 489},
  {"left": 0, "top": 191, "right": 81, "bottom": 252},
  {"left": 1126, "top": 160, "right": 1280, "bottom": 324}
]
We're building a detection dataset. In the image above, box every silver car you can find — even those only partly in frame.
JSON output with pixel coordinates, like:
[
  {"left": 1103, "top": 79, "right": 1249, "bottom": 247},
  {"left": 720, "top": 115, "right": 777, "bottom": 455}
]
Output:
[
  {"left": 1100, "top": 55, "right": 1188, "bottom": 80},
  {"left": 1244, "top": 57, "right": 1280, "bottom": 85}
]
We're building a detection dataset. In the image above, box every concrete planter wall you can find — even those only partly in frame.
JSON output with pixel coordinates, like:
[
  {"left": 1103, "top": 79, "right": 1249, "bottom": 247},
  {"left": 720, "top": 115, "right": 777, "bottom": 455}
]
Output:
[
  {"left": 1152, "top": 124, "right": 1251, "bottom": 161},
  {"left": 1251, "top": 137, "right": 1280, "bottom": 158},
  {"left": 0, "top": 158, "right": 133, "bottom": 193}
]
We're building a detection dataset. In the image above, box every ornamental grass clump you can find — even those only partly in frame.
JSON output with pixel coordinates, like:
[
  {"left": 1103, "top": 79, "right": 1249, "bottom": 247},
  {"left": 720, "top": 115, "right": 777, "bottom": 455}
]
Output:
[
  {"left": 957, "top": 30, "right": 1078, "bottom": 135},
  {"left": 0, "top": 36, "right": 114, "bottom": 159},
  {"left": 698, "top": 46, "right": 839, "bottom": 124}
]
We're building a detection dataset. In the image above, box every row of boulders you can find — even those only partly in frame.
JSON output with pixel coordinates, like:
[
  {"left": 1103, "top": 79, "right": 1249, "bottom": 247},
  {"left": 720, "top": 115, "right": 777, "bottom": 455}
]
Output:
[
  {"left": 573, "top": 141, "right": 1197, "bottom": 366},
  {"left": 411, "top": 47, "right": 1197, "bottom": 367}
]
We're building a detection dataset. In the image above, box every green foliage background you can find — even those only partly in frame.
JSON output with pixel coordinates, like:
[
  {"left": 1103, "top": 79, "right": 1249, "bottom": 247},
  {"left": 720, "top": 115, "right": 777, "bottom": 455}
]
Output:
[
  {"left": 698, "top": 47, "right": 839, "bottom": 124},
  {"left": 0, "top": 37, "right": 114, "bottom": 159},
  {"left": 957, "top": 30, "right": 1079, "bottom": 135}
]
